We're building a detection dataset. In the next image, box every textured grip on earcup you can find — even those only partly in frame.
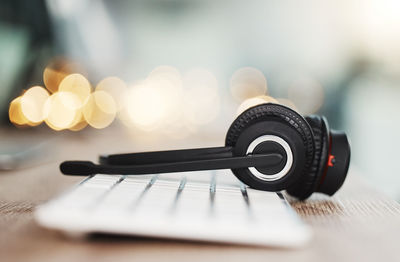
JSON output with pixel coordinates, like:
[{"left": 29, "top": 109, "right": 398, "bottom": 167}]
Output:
[
  {"left": 225, "top": 103, "right": 315, "bottom": 193},
  {"left": 287, "top": 115, "right": 330, "bottom": 199}
]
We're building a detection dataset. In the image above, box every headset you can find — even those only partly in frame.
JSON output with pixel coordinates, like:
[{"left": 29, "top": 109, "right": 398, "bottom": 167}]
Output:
[{"left": 60, "top": 103, "right": 351, "bottom": 200}]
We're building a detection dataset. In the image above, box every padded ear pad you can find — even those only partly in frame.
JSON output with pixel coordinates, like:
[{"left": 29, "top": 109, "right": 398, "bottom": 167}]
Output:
[
  {"left": 225, "top": 103, "right": 315, "bottom": 192},
  {"left": 287, "top": 116, "right": 330, "bottom": 199}
]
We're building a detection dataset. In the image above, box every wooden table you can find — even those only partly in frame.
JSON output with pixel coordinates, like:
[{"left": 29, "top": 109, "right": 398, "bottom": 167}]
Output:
[{"left": 1, "top": 127, "right": 399, "bottom": 262}]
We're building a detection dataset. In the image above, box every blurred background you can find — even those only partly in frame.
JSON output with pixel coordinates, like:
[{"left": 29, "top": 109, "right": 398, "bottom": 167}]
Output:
[{"left": 1, "top": 0, "right": 400, "bottom": 200}]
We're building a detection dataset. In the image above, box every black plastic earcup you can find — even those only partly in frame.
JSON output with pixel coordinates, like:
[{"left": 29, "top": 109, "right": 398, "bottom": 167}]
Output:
[
  {"left": 316, "top": 130, "right": 350, "bottom": 195},
  {"left": 225, "top": 103, "right": 315, "bottom": 192},
  {"left": 287, "top": 116, "right": 330, "bottom": 199}
]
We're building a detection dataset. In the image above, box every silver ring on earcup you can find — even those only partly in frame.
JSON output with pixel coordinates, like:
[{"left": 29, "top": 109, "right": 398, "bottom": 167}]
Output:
[{"left": 246, "top": 135, "right": 293, "bottom": 181}]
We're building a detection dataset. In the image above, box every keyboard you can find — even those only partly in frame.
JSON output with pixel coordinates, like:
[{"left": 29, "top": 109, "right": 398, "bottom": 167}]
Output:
[{"left": 35, "top": 170, "right": 311, "bottom": 247}]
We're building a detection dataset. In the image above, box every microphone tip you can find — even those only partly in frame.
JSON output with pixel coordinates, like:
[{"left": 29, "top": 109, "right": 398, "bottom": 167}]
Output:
[{"left": 60, "top": 161, "right": 96, "bottom": 176}]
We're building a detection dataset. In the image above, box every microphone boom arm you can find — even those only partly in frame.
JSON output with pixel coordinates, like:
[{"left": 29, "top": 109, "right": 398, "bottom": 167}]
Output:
[{"left": 60, "top": 153, "right": 283, "bottom": 176}]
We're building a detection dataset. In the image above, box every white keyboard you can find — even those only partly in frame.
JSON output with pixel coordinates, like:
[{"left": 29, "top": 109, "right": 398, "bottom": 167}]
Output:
[{"left": 35, "top": 170, "right": 311, "bottom": 247}]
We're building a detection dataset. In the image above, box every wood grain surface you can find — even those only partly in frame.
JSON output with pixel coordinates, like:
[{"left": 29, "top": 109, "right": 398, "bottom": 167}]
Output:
[{"left": 1, "top": 127, "right": 399, "bottom": 262}]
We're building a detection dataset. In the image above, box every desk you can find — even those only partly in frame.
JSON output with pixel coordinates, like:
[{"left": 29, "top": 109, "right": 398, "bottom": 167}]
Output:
[{"left": 0, "top": 128, "right": 399, "bottom": 262}]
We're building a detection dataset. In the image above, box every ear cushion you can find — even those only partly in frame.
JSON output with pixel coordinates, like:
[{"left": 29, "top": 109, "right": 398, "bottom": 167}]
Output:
[
  {"left": 287, "top": 115, "right": 330, "bottom": 199},
  {"left": 225, "top": 103, "right": 315, "bottom": 191}
]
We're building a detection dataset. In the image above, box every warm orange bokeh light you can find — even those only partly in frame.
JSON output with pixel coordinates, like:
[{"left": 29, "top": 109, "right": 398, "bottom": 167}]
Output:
[
  {"left": 96, "top": 76, "right": 128, "bottom": 111},
  {"left": 236, "top": 95, "right": 278, "bottom": 116},
  {"left": 10, "top": 61, "right": 287, "bottom": 133},
  {"left": 9, "top": 97, "right": 30, "bottom": 126},
  {"left": 20, "top": 86, "right": 49, "bottom": 125},
  {"left": 123, "top": 81, "right": 166, "bottom": 130},
  {"left": 43, "top": 92, "right": 82, "bottom": 130},
  {"left": 68, "top": 114, "right": 88, "bottom": 131},
  {"left": 230, "top": 67, "right": 268, "bottom": 102},
  {"left": 58, "top": 73, "right": 92, "bottom": 107},
  {"left": 147, "top": 68, "right": 183, "bottom": 126},
  {"left": 83, "top": 91, "right": 117, "bottom": 129},
  {"left": 43, "top": 58, "right": 86, "bottom": 94},
  {"left": 276, "top": 98, "right": 298, "bottom": 111}
]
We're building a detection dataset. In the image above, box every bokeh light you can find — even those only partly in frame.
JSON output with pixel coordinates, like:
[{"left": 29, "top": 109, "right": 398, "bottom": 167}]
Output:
[
  {"left": 20, "top": 86, "right": 49, "bottom": 125},
  {"left": 276, "top": 98, "right": 298, "bottom": 112},
  {"left": 182, "top": 68, "right": 220, "bottom": 125},
  {"left": 9, "top": 97, "right": 29, "bottom": 126},
  {"left": 83, "top": 91, "right": 117, "bottom": 129},
  {"left": 230, "top": 67, "right": 268, "bottom": 102},
  {"left": 43, "top": 92, "right": 81, "bottom": 130},
  {"left": 287, "top": 77, "right": 324, "bottom": 115},
  {"left": 123, "top": 81, "right": 166, "bottom": 131},
  {"left": 148, "top": 66, "right": 182, "bottom": 87},
  {"left": 68, "top": 115, "right": 88, "bottom": 131},
  {"left": 236, "top": 95, "right": 278, "bottom": 116},
  {"left": 43, "top": 58, "right": 86, "bottom": 94},
  {"left": 96, "top": 76, "right": 128, "bottom": 111},
  {"left": 58, "top": 73, "right": 92, "bottom": 107},
  {"left": 10, "top": 61, "right": 287, "bottom": 134},
  {"left": 147, "top": 66, "right": 183, "bottom": 126}
]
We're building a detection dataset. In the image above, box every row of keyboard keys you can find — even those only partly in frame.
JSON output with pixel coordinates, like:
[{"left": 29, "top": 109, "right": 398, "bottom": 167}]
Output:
[{"left": 55, "top": 171, "right": 292, "bottom": 225}]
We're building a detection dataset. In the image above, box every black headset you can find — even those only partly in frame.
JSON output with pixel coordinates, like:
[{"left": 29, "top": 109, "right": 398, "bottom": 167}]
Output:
[{"left": 60, "top": 103, "right": 351, "bottom": 200}]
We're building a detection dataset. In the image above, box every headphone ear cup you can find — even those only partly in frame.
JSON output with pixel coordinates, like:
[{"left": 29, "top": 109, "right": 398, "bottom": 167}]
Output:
[
  {"left": 287, "top": 115, "right": 330, "bottom": 199},
  {"left": 225, "top": 103, "right": 315, "bottom": 192}
]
